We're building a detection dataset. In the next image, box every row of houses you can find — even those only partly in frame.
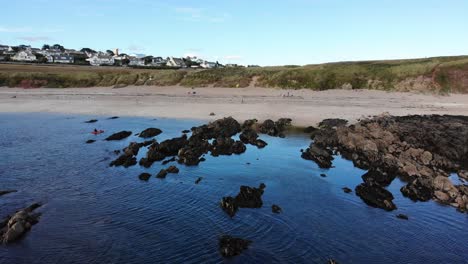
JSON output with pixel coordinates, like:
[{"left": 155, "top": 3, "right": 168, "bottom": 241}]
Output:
[{"left": 0, "top": 44, "right": 232, "bottom": 69}]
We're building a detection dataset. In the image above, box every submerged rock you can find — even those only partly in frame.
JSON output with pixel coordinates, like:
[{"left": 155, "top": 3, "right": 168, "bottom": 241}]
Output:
[
  {"left": 355, "top": 182, "right": 397, "bottom": 211},
  {"left": 396, "top": 214, "right": 409, "bottom": 220},
  {"left": 138, "top": 173, "right": 151, "bottom": 181},
  {"left": 84, "top": 119, "right": 98, "bottom": 123},
  {"left": 86, "top": 139, "right": 96, "bottom": 144},
  {"left": 218, "top": 235, "right": 251, "bottom": 258},
  {"left": 166, "top": 165, "right": 179, "bottom": 174},
  {"left": 108, "top": 116, "right": 119, "bottom": 119},
  {"left": 272, "top": 204, "right": 282, "bottom": 213},
  {"left": 0, "top": 190, "right": 17, "bottom": 197},
  {"left": 342, "top": 187, "right": 352, "bottom": 193},
  {"left": 139, "top": 128, "right": 162, "bottom": 138},
  {"left": 195, "top": 177, "right": 203, "bottom": 184},
  {"left": 105, "top": 131, "right": 132, "bottom": 141},
  {"left": 156, "top": 169, "right": 168, "bottom": 179},
  {"left": 0, "top": 203, "right": 42, "bottom": 244}
]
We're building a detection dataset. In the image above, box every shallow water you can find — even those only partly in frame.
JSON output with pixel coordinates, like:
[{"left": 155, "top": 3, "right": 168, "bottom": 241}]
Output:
[{"left": 0, "top": 113, "right": 467, "bottom": 264}]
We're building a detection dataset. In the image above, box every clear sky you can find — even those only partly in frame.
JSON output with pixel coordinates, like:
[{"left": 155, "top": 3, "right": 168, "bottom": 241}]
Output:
[{"left": 1, "top": 0, "right": 467, "bottom": 66}]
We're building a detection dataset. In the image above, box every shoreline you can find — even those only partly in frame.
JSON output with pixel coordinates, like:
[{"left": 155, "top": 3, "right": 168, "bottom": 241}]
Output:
[{"left": 2, "top": 86, "right": 468, "bottom": 126}]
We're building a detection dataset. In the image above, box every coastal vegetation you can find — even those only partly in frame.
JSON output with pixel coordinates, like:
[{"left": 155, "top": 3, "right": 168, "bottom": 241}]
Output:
[{"left": 1, "top": 55, "right": 468, "bottom": 93}]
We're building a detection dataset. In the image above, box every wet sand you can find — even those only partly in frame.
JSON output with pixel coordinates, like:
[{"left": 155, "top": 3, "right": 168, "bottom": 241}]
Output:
[{"left": 1, "top": 86, "right": 468, "bottom": 126}]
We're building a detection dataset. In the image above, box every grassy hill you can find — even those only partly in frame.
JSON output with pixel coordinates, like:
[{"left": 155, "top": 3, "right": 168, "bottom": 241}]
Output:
[{"left": 1, "top": 55, "right": 468, "bottom": 93}]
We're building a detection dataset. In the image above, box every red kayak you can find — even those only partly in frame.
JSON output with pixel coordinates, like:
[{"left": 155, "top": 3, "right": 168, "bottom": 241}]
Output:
[{"left": 91, "top": 130, "right": 104, "bottom": 135}]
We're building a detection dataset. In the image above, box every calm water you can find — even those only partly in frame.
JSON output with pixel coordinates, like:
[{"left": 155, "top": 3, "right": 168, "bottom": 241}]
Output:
[{"left": 0, "top": 113, "right": 467, "bottom": 264}]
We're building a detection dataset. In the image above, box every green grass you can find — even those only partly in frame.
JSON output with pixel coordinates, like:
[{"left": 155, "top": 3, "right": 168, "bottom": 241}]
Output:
[{"left": 1, "top": 55, "right": 468, "bottom": 93}]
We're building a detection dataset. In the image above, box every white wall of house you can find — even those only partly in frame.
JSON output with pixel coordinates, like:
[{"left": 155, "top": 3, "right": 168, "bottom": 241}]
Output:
[{"left": 12, "top": 51, "right": 37, "bottom": 62}]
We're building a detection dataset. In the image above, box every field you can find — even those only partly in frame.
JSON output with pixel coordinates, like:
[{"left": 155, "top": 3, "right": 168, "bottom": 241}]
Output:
[{"left": 1, "top": 56, "right": 468, "bottom": 93}]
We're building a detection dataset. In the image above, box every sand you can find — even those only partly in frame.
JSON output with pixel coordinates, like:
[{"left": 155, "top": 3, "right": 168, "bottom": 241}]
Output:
[{"left": 1, "top": 86, "right": 468, "bottom": 126}]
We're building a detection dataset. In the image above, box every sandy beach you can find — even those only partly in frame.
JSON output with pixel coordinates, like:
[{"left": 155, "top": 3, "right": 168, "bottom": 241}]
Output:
[{"left": 1, "top": 86, "right": 468, "bottom": 126}]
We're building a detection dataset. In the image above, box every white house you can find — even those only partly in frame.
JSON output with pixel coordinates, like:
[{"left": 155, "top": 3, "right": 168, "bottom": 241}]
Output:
[
  {"left": 53, "top": 55, "right": 74, "bottom": 64},
  {"left": 11, "top": 49, "right": 37, "bottom": 62},
  {"left": 0, "top": 45, "right": 9, "bottom": 52},
  {"left": 200, "top": 60, "right": 218, "bottom": 69},
  {"left": 166, "top": 57, "right": 186, "bottom": 68},
  {"left": 128, "top": 57, "right": 145, "bottom": 66},
  {"left": 151, "top": 57, "right": 166, "bottom": 67},
  {"left": 86, "top": 53, "right": 115, "bottom": 66}
]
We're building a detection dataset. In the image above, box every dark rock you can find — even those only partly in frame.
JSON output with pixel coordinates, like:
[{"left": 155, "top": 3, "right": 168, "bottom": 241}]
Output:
[
  {"left": 255, "top": 139, "right": 268, "bottom": 148},
  {"left": 239, "top": 128, "right": 259, "bottom": 144},
  {"left": 401, "top": 177, "right": 434, "bottom": 202},
  {"left": 166, "top": 165, "right": 179, "bottom": 174},
  {"left": 342, "top": 187, "right": 352, "bottom": 193},
  {"left": 218, "top": 235, "right": 251, "bottom": 258},
  {"left": 396, "top": 214, "right": 409, "bottom": 220},
  {"left": 156, "top": 169, "right": 168, "bottom": 179},
  {"left": 108, "top": 116, "right": 119, "bottom": 119},
  {"left": 84, "top": 119, "right": 98, "bottom": 123},
  {"left": 272, "top": 204, "right": 282, "bottom": 213},
  {"left": 0, "top": 190, "right": 17, "bottom": 197},
  {"left": 182, "top": 130, "right": 190, "bottom": 133},
  {"left": 110, "top": 154, "right": 137, "bottom": 167},
  {"left": 195, "top": 177, "right": 203, "bottom": 184},
  {"left": 210, "top": 112, "right": 216, "bottom": 116},
  {"left": 220, "top": 196, "right": 238, "bottom": 217},
  {"left": 138, "top": 173, "right": 151, "bottom": 181},
  {"left": 318, "top": 118, "right": 348, "bottom": 128},
  {"left": 142, "top": 135, "right": 188, "bottom": 167},
  {"left": 123, "top": 140, "right": 155, "bottom": 156},
  {"left": 320, "top": 174, "right": 327, "bottom": 177},
  {"left": 162, "top": 157, "right": 176, "bottom": 165},
  {"left": 211, "top": 137, "right": 246, "bottom": 156},
  {"left": 139, "top": 128, "right": 162, "bottom": 138},
  {"left": 105, "top": 131, "right": 132, "bottom": 141},
  {"left": 178, "top": 135, "right": 210, "bottom": 166},
  {"left": 355, "top": 182, "right": 397, "bottom": 211},
  {"left": 1, "top": 203, "right": 42, "bottom": 244},
  {"left": 113, "top": 150, "right": 121, "bottom": 155},
  {"left": 301, "top": 144, "right": 334, "bottom": 168},
  {"left": 221, "top": 184, "right": 266, "bottom": 217},
  {"left": 86, "top": 139, "right": 96, "bottom": 144},
  {"left": 362, "top": 169, "right": 395, "bottom": 187},
  {"left": 241, "top": 119, "right": 258, "bottom": 130},
  {"left": 191, "top": 117, "right": 241, "bottom": 140}
]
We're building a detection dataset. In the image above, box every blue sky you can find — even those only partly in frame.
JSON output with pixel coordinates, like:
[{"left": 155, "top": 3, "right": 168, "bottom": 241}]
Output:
[{"left": 1, "top": 0, "right": 467, "bottom": 66}]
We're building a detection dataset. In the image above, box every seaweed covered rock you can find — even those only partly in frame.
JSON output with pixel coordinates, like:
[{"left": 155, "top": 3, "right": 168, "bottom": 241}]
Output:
[
  {"left": 123, "top": 140, "right": 155, "bottom": 156},
  {"left": 138, "top": 173, "right": 151, "bottom": 181},
  {"left": 1, "top": 203, "right": 42, "bottom": 244},
  {"left": 105, "top": 131, "right": 132, "bottom": 141},
  {"left": 211, "top": 137, "right": 246, "bottom": 156},
  {"left": 259, "top": 118, "right": 292, "bottom": 137},
  {"left": 140, "top": 135, "right": 188, "bottom": 167},
  {"left": 218, "top": 235, "right": 252, "bottom": 258},
  {"left": 139, "top": 128, "right": 162, "bottom": 138},
  {"left": 177, "top": 135, "right": 210, "bottom": 166}
]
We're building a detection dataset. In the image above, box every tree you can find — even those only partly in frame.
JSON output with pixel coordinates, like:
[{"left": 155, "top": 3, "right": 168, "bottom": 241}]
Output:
[
  {"left": 42, "top": 44, "right": 50, "bottom": 50},
  {"left": 52, "top": 44, "right": 65, "bottom": 51},
  {"left": 142, "top": 56, "right": 153, "bottom": 65},
  {"left": 106, "top": 50, "right": 115, "bottom": 56},
  {"left": 80, "top": 48, "right": 96, "bottom": 54}
]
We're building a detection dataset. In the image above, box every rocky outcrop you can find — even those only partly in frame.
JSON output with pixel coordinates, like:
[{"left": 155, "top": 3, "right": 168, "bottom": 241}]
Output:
[
  {"left": 123, "top": 140, "right": 155, "bottom": 156},
  {"left": 191, "top": 117, "right": 241, "bottom": 139},
  {"left": 221, "top": 184, "right": 266, "bottom": 217},
  {"left": 211, "top": 137, "right": 246, "bottom": 156},
  {"left": 218, "top": 235, "right": 251, "bottom": 258},
  {"left": 177, "top": 135, "right": 210, "bottom": 166},
  {"left": 105, "top": 131, "right": 132, "bottom": 141},
  {"left": 86, "top": 139, "right": 96, "bottom": 144},
  {"left": 140, "top": 135, "right": 189, "bottom": 168},
  {"left": 258, "top": 118, "right": 292, "bottom": 137},
  {"left": 1, "top": 203, "right": 42, "bottom": 244},
  {"left": 239, "top": 129, "right": 268, "bottom": 148},
  {"left": 138, "top": 128, "right": 162, "bottom": 138},
  {"left": 84, "top": 119, "right": 98, "bottom": 123},
  {"left": 306, "top": 115, "right": 468, "bottom": 212},
  {"left": 110, "top": 153, "right": 137, "bottom": 167},
  {"left": 318, "top": 118, "right": 348, "bottom": 128}
]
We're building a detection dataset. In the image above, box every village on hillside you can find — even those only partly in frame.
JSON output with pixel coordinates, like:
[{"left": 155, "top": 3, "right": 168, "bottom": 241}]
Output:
[{"left": 0, "top": 43, "right": 260, "bottom": 69}]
